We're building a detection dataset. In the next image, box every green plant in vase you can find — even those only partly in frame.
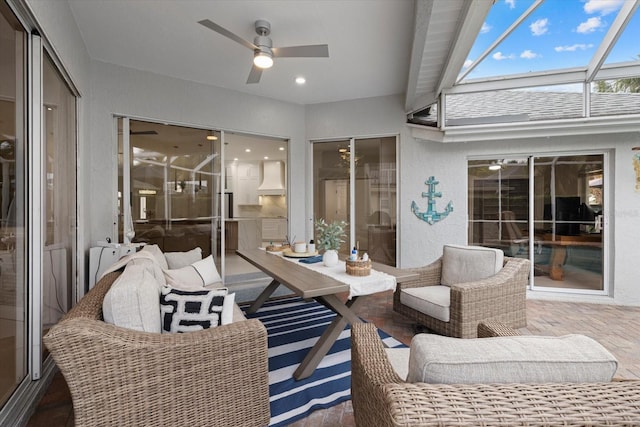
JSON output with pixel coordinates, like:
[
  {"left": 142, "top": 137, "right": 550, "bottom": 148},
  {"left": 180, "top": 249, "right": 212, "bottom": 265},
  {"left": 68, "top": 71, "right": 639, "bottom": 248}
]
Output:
[{"left": 315, "top": 218, "right": 347, "bottom": 267}]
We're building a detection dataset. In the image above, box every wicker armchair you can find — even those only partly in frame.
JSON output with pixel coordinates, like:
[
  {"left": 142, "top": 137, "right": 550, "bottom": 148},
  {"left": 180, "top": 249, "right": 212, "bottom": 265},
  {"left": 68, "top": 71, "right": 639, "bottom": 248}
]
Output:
[
  {"left": 43, "top": 271, "right": 270, "bottom": 427},
  {"left": 351, "top": 322, "right": 640, "bottom": 426},
  {"left": 393, "top": 247, "right": 530, "bottom": 338}
]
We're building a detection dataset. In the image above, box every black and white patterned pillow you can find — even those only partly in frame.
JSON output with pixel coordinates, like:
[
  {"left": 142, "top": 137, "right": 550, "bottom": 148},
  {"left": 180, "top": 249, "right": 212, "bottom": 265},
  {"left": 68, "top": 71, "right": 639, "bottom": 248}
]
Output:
[{"left": 160, "top": 286, "right": 229, "bottom": 333}]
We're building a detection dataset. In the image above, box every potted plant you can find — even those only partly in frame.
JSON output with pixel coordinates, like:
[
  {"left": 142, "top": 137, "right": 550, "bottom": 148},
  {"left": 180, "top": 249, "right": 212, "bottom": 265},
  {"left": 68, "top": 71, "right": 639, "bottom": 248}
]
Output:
[{"left": 314, "top": 218, "right": 348, "bottom": 267}]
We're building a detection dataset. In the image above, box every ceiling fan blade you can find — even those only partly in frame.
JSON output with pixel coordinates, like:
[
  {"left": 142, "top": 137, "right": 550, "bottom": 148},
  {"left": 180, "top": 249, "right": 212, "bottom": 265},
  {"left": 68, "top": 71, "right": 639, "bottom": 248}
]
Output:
[
  {"left": 198, "top": 19, "right": 257, "bottom": 51},
  {"left": 246, "top": 65, "right": 263, "bottom": 84},
  {"left": 273, "top": 44, "right": 329, "bottom": 58}
]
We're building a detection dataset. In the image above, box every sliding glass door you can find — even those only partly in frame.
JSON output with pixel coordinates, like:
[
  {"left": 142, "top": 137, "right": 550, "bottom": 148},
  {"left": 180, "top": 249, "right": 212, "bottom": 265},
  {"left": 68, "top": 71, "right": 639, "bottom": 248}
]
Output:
[
  {"left": 468, "top": 153, "right": 606, "bottom": 293},
  {"left": 118, "top": 119, "right": 221, "bottom": 271},
  {"left": 312, "top": 136, "right": 397, "bottom": 266}
]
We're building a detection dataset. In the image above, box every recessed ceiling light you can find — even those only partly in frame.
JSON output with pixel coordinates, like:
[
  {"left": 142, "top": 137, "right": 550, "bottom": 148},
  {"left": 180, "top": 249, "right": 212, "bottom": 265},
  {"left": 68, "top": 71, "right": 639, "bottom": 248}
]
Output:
[
  {"left": 233, "top": 158, "right": 238, "bottom": 161},
  {"left": 245, "top": 148, "right": 251, "bottom": 153},
  {"left": 295, "top": 76, "right": 306, "bottom": 85},
  {"left": 279, "top": 147, "right": 285, "bottom": 151},
  {"left": 264, "top": 156, "right": 269, "bottom": 160},
  {"left": 206, "top": 134, "right": 218, "bottom": 141}
]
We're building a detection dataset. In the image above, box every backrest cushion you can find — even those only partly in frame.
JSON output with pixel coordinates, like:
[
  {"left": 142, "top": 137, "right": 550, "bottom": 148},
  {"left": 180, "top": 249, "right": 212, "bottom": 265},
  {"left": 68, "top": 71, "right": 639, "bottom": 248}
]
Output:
[
  {"left": 164, "top": 246, "right": 203, "bottom": 269},
  {"left": 102, "top": 263, "right": 161, "bottom": 333},
  {"left": 407, "top": 333, "right": 618, "bottom": 384},
  {"left": 441, "top": 244, "right": 504, "bottom": 286}
]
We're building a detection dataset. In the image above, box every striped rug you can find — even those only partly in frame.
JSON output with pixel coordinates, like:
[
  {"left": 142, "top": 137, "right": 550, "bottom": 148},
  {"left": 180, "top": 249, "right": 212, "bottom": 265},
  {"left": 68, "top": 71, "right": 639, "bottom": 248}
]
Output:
[{"left": 243, "top": 296, "right": 406, "bottom": 427}]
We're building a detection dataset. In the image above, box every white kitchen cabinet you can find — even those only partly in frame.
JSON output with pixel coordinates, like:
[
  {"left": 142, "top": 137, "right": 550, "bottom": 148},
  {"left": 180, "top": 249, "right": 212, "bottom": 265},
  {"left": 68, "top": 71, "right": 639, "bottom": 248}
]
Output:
[{"left": 236, "top": 162, "right": 260, "bottom": 205}]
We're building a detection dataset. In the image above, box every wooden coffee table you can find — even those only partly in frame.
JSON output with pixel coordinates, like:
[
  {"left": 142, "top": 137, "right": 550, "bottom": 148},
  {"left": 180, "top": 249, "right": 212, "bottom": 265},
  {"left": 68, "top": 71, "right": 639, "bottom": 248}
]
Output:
[{"left": 236, "top": 248, "right": 416, "bottom": 379}]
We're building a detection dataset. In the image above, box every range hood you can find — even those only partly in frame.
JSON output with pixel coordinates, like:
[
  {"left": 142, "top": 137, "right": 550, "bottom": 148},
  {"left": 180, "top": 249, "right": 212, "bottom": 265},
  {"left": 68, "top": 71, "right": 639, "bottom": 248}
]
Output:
[{"left": 258, "top": 160, "right": 286, "bottom": 196}]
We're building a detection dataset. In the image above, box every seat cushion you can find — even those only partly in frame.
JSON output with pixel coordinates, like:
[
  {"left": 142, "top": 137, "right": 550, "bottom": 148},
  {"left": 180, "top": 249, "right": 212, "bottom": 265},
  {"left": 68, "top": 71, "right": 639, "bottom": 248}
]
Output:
[
  {"left": 102, "top": 263, "right": 161, "bottom": 333},
  {"left": 400, "top": 285, "right": 450, "bottom": 322},
  {"left": 407, "top": 333, "right": 618, "bottom": 384},
  {"left": 441, "top": 244, "right": 504, "bottom": 286}
]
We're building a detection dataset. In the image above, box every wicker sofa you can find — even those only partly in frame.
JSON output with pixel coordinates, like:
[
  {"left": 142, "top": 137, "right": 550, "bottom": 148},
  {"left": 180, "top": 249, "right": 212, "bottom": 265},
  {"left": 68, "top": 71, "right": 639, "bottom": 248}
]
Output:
[
  {"left": 43, "top": 270, "right": 270, "bottom": 427},
  {"left": 351, "top": 322, "right": 640, "bottom": 426}
]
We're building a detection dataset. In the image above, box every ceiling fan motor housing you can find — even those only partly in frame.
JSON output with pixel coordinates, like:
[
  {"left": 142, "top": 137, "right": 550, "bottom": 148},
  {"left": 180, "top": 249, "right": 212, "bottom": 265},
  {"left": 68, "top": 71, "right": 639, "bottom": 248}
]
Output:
[{"left": 254, "top": 19, "right": 271, "bottom": 36}]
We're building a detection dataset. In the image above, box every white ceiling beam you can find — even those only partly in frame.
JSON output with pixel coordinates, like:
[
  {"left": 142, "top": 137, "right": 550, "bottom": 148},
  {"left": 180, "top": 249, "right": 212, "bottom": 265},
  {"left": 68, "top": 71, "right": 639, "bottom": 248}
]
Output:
[
  {"left": 586, "top": 0, "right": 640, "bottom": 82},
  {"left": 405, "top": 0, "right": 434, "bottom": 112},
  {"left": 448, "top": 68, "right": 587, "bottom": 94},
  {"left": 435, "top": 0, "right": 493, "bottom": 97}
]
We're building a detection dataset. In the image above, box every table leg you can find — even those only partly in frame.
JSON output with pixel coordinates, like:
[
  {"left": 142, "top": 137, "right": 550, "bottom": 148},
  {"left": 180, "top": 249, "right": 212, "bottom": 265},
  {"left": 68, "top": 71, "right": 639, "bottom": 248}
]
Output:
[
  {"left": 549, "top": 246, "right": 567, "bottom": 281},
  {"left": 246, "top": 279, "right": 281, "bottom": 314},
  {"left": 293, "top": 295, "right": 364, "bottom": 380}
]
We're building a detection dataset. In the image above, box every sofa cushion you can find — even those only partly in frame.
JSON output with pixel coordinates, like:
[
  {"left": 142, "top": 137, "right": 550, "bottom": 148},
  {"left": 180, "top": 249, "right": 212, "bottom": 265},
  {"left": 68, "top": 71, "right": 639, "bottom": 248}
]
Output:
[
  {"left": 400, "top": 285, "right": 450, "bottom": 322},
  {"left": 163, "top": 255, "right": 222, "bottom": 290},
  {"left": 164, "top": 247, "right": 203, "bottom": 269},
  {"left": 102, "top": 264, "right": 161, "bottom": 333},
  {"left": 407, "top": 333, "right": 618, "bottom": 384},
  {"left": 441, "top": 244, "right": 503, "bottom": 286},
  {"left": 385, "top": 348, "right": 410, "bottom": 381},
  {"left": 160, "top": 286, "right": 233, "bottom": 333}
]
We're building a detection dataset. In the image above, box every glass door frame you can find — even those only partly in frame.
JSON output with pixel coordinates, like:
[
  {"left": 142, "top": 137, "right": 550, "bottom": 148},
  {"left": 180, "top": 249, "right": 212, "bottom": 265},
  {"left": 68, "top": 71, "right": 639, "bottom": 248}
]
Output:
[
  {"left": 528, "top": 151, "right": 610, "bottom": 295},
  {"left": 310, "top": 134, "right": 399, "bottom": 264},
  {"left": 468, "top": 150, "right": 610, "bottom": 296}
]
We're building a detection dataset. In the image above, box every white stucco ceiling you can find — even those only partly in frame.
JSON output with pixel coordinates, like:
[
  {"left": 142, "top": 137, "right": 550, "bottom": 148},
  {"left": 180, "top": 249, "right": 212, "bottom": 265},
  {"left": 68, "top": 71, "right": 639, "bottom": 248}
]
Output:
[{"left": 67, "top": 0, "right": 417, "bottom": 106}]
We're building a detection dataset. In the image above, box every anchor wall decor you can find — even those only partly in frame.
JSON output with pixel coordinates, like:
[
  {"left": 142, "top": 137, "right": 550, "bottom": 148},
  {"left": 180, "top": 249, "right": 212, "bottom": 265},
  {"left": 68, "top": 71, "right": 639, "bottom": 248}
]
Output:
[{"left": 411, "top": 176, "right": 453, "bottom": 225}]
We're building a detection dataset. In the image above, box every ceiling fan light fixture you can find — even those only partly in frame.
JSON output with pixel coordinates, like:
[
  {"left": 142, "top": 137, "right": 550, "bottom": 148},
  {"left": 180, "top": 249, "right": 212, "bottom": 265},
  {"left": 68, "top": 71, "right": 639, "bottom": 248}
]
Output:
[{"left": 253, "top": 49, "right": 273, "bottom": 69}]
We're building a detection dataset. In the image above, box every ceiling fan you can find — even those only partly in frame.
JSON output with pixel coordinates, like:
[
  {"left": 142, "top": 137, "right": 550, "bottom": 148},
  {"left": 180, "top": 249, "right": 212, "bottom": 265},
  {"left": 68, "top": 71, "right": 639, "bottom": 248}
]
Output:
[{"left": 198, "top": 18, "right": 329, "bottom": 84}]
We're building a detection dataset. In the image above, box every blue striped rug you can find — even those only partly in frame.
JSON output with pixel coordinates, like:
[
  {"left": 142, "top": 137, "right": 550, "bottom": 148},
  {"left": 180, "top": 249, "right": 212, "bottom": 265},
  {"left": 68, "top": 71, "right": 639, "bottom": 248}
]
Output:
[{"left": 243, "top": 296, "right": 406, "bottom": 427}]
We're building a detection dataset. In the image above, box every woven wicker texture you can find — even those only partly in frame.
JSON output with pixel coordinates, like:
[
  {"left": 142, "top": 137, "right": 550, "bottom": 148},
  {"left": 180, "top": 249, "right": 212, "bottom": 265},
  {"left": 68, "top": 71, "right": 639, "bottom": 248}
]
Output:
[
  {"left": 393, "top": 256, "right": 530, "bottom": 338},
  {"left": 43, "top": 270, "right": 270, "bottom": 427},
  {"left": 351, "top": 323, "right": 640, "bottom": 427}
]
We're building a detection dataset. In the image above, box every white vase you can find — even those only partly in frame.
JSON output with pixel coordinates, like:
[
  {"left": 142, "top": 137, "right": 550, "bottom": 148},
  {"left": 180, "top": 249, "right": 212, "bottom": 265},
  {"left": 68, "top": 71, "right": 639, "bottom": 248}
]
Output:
[{"left": 322, "top": 249, "right": 339, "bottom": 267}]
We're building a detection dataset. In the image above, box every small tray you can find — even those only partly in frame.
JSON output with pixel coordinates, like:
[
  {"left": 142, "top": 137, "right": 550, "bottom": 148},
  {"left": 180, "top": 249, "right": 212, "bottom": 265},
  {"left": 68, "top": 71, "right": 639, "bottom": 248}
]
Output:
[{"left": 282, "top": 248, "right": 319, "bottom": 258}]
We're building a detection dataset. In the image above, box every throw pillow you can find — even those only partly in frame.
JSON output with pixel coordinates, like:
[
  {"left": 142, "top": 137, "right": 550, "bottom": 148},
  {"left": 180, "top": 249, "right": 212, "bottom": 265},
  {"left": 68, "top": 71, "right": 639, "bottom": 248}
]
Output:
[
  {"left": 164, "top": 247, "right": 203, "bottom": 269},
  {"left": 407, "top": 333, "right": 618, "bottom": 384},
  {"left": 163, "top": 254, "right": 222, "bottom": 290},
  {"left": 141, "top": 244, "right": 169, "bottom": 270},
  {"left": 160, "top": 286, "right": 233, "bottom": 333},
  {"left": 103, "top": 264, "right": 162, "bottom": 333}
]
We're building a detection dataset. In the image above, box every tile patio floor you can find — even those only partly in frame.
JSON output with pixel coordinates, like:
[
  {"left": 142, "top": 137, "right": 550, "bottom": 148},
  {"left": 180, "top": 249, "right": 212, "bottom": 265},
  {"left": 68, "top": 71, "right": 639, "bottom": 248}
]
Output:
[{"left": 27, "top": 291, "right": 640, "bottom": 427}]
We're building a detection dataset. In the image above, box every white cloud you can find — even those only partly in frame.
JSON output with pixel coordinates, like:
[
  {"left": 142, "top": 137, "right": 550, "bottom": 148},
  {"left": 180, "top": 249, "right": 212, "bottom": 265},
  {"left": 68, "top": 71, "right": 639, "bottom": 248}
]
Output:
[
  {"left": 584, "top": 0, "right": 624, "bottom": 16},
  {"left": 505, "top": 0, "right": 516, "bottom": 9},
  {"left": 492, "top": 51, "right": 515, "bottom": 60},
  {"left": 481, "top": 22, "right": 492, "bottom": 34},
  {"left": 520, "top": 50, "right": 539, "bottom": 59},
  {"left": 463, "top": 59, "right": 473, "bottom": 68},
  {"left": 554, "top": 43, "right": 594, "bottom": 52},
  {"left": 530, "top": 18, "right": 549, "bottom": 36},
  {"left": 577, "top": 16, "right": 605, "bottom": 33}
]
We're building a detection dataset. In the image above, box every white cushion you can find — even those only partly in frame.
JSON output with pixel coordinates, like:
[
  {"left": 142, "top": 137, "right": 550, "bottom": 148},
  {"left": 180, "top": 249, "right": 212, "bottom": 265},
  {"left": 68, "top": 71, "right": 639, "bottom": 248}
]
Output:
[
  {"left": 400, "top": 285, "right": 450, "bottom": 322},
  {"left": 128, "top": 256, "right": 167, "bottom": 287},
  {"left": 385, "top": 348, "right": 410, "bottom": 381},
  {"left": 141, "top": 244, "right": 169, "bottom": 270},
  {"left": 164, "top": 255, "right": 222, "bottom": 290},
  {"left": 164, "top": 247, "right": 202, "bottom": 269},
  {"left": 102, "top": 264, "right": 161, "bottom": 333},
  {"left": 441, "top": 244, "right": 503, "bottom": 286},
  {"left": 407, "top": 333, "right": 618, "bottom": 384}
]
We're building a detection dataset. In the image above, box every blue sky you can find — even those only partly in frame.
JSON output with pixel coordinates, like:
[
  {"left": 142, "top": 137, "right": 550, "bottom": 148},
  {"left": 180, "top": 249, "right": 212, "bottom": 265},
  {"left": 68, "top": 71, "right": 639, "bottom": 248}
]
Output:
[{"left": 463, "top": 0, "right": 640, "bottom": 81}]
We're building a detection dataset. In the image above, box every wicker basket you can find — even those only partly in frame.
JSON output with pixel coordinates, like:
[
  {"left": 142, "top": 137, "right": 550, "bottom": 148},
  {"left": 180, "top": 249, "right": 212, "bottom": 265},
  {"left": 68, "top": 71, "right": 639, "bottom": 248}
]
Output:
[{"left": 346, "top": 259, "right": 371, "bottom": 276}]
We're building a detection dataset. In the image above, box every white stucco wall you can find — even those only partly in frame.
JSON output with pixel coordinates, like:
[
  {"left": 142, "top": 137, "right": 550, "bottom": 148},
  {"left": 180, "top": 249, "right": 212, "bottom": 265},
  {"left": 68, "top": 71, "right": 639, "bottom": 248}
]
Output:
[
  {"left": 307, "top": 96, "right": 640, "bottom": 306},
  {"left": 88, "top": 61, "right": 307, "bottom": 247}
]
